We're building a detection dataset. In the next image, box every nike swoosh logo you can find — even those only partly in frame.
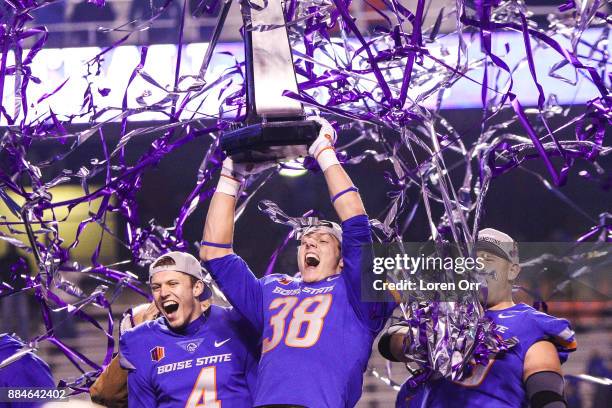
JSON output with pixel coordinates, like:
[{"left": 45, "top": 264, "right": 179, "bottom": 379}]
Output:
[
  {"left": 497, "top": 313, "right": 517, "bottom": 319},
  {"left": 327, "top": 275, "right": 341, "bottom": 281},
  {"left": 214, "top": 338, "right": 231, "bottom": 347}
]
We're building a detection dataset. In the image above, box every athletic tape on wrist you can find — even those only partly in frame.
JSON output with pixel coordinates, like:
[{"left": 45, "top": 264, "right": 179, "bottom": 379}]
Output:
[
  {"left": 316, "top": 148, "right": 340, "bottom": 172},
  {"left": 216, "top": 174, "right": 241, "bottom": 197}
]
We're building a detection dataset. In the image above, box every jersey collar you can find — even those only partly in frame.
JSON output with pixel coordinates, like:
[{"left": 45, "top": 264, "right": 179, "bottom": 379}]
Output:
[{"left": 163, "top": 308, "right": 210, "bottom": 337}]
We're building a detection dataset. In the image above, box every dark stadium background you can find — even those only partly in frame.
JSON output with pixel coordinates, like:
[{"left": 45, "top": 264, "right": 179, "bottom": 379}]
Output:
[{"left": 0, "top": 0, "right": 610, "bottom": 406}]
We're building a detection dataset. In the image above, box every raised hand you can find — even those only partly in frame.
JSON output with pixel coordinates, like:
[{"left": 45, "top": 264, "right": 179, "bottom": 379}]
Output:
[
  {"left": 217, "top": 157, "right": 277, "bottom": 197},
  {"left": 307, "top": 116, "right": 339, "bottom": 172}
]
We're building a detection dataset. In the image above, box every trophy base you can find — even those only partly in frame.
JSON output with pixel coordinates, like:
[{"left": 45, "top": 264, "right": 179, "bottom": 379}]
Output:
[{"left": 220, "top": 120, "right": 320, "bottom": 163}]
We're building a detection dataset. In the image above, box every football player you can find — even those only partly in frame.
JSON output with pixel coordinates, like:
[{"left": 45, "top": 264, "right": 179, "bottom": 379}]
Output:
[
  {"left": 379, "top": 228, "right": 576, "bottom": 408},
  {"left": 90, "top": 300, "right": 214, "bottom": 407},
  {"left": 200, "top": 116, "right": 397, "bottom": 407},
  {"left": 119, "top": 251, "right": 259, "bottom": 407},
  {"left": 0, "top": 333, "right": 55, "bottom": 408}
]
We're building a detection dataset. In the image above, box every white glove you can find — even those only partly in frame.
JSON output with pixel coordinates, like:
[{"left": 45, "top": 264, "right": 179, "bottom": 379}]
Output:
[
  {"left": 307, "top": 116, "right": 339, "bottom": 172},
  {"left": 216, "top": 157, "right": 277, "bottom": 197}
]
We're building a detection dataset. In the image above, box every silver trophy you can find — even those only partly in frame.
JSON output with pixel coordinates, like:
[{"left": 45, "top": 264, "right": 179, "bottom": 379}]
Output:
[{"left": 219, "top": 0, "right": 319, "bottom": 163}]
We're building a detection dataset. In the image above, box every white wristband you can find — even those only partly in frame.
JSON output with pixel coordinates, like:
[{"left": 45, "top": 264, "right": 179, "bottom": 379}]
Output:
[
  {"left": 216, "top": 174, "right": 241, "bottom": 197},
  {"left": 316, "top": 148, "right": 340, "bottom": 172}
]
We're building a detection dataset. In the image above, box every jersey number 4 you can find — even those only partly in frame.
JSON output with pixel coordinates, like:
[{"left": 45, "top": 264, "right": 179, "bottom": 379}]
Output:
[
  {"left": 262, "top": 294, "right": 333, "bottom": 353},
  {"left": 185, "top": 366, "right": 221, "bottom": 408}
]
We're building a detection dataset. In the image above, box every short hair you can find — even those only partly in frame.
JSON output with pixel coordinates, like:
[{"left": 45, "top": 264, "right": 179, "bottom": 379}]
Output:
[
  {"left": 152, "top": 256, "right": 201, "bottom": 287},
  {"left": 189, "top": 276, "right": 201, "bottom": 287},
  {"left": 152, "top": 255, "right": 175, "bottom": 268}
]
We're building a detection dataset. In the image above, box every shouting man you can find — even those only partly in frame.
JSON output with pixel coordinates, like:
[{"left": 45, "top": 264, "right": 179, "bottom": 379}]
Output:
[
  {"left": 119, "top": 251, "right": 259, "bottom": 407},
  {"left": 200, "top": 117, "right": 397, "bottom": 407}
]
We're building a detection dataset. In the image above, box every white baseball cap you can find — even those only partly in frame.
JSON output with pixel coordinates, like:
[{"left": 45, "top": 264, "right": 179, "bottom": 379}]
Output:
[
  {"left": 476, "top": 228, "right": 519, "bottom": 264},
  {"left": 149, "top": 251, "right": 204, "bottom": 283},
  {"left": 300, "top": 221, "right": 343, "bottom": 244}
]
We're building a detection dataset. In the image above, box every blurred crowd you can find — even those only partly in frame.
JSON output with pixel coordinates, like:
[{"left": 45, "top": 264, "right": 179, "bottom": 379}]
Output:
[{"left": 29, "top": 0, "right": 221, "bottom": 47}]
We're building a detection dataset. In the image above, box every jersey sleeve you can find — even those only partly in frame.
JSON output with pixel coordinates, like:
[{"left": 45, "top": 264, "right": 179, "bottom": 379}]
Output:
[
  {"left": 396, "top": 380, "right": 425, "bottom": 408},
  {"left": 126, "top": 370, "right": 157, "bottom": 408},
  {"left": 3, "top": 352, "right": 55, "bottom": 389},
  {"left": 203, "top": 254, "right": 264, "bottom": 332},
  {"left": 224, "top": 307, "right": 260, "bottom": 404},
  {"left": 341, "top": 215, "right": 397, "bottom": 332},
  {"left": 236, "top": 309, "right": 260, "bottom": 396},
  {"left": 531, "top": 311, "right": 577, "bottom": 363},
  {"left": 244, "top": 340, "right": 259, "bottom": 399},
  {"left": 0, "top": 351, "right": 55, "bottom": 408},
  {"left": 119, "top": 333, "right": 157, "bottom": 408}
]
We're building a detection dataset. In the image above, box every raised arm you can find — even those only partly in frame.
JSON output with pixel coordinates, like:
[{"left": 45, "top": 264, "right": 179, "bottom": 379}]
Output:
[
  {"left": 308, "top": 116, "right": 396, "bottom": 331},
  {"left": 199, "top": 159, "right": 240, "bottom": 261},
  {"left": 199, "top": 157, "right": 268, "bottom": 331},
  {"left": 307, "top": 116, "right": 365, "bottom": 221}
]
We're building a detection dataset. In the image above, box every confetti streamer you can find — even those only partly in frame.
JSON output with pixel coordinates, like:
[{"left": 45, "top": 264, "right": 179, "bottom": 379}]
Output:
[{"left": 0, "top": 0, "right": 609, "bottom": 393}]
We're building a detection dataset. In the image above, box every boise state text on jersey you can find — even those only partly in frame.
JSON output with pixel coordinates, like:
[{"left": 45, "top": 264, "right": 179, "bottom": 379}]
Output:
[
  {"left": 205, "top": 215, "right": 397, "bottom": 408},
  {"left": 119, "top": 305, "right": 259, "bottom": 408},
  {"left": 398, "top": 303, "right": 576, "bottom": 408}
]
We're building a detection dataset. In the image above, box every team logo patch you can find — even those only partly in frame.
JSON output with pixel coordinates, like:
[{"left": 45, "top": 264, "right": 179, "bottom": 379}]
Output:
[
  {"left": 277, "top": 277, "right": 292, "bottom": 285},
  {"left": 150, "top": 346, "right": 165, "bottom": 362},
  {"left": 177, "top": 338, "right": 204, "bottom": 353}
]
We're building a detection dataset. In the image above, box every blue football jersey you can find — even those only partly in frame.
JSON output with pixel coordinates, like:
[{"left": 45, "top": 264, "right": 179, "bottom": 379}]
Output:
[
  {"left": 119, "top": 305, "right": 259, "bottom": 408},
  {"left": 409, "top": 303, "right": 576, "bottom": 408},
  {"left": 395, "top": 382, "right": 424, "bottom": 408},
  {"left": 205, "top": 215, "right": 397, "bottom": 407},
  {"left": 0, "top": 333, "right": 55, "bottom": 408}
]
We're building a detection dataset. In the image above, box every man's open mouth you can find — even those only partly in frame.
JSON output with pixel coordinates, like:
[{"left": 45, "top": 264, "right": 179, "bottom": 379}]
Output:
[
  {"left": 162, "top": 300, "right": 179, "bottom": 315},
  {"left": 305, "top": 253, "right": 320, "bottom": 267}
]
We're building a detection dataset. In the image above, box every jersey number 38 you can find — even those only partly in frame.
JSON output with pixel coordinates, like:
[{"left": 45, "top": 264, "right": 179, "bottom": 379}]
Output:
[{"left": 262, "top": 294, "right": 333, "bottom": 353}]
